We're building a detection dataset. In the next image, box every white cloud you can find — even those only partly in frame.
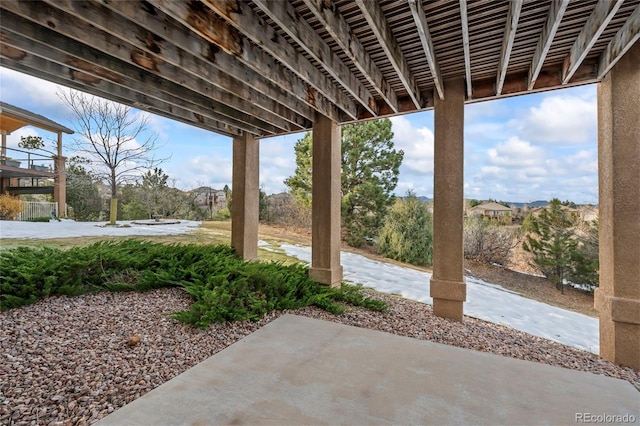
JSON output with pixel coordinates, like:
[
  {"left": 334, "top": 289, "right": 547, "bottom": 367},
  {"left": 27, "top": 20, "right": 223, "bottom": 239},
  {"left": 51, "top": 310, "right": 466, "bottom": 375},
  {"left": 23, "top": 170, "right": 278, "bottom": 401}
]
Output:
[
  {"left": 163, "top": 134, "right": 299, "bottom": 195},
  {"left": 486, "top": 137, "right": 544, "bottom": 168},
  {"left": 465, "top": 121, "right": 510, "bottom": 143},
  {"left": 390, "top": 115, "right": 434, "bottom": 174},
  {"left": 168, "top": 154, "right": 233, "bottom": 191},
  {"left": 260, "top": 135, "right": 298, "bottom": 194},
  {"left": 0, "top": 68, "right": 65, "bottom": 111},
  {"left": 143, "top": 114, "right": 172, "bottom": 144},
  {"left": 465, "top": 138, "right": 597, "bottom": 203},
  {"left": 516, "top": 93, "right": 596, "bottom": 145},
  {"left": 388, "top": 115, "right": 436, "bottom": 197}
]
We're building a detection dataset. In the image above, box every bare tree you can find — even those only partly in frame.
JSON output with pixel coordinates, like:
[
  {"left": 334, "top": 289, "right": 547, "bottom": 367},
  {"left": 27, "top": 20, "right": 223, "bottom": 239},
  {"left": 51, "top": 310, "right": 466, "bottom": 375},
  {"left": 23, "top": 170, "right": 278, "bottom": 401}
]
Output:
[
  {"left": 59, "top": 90, "right": 166, "bottom": 224},
  {"left": 464, "top": 216, "right": 522, "bottom": 266}
]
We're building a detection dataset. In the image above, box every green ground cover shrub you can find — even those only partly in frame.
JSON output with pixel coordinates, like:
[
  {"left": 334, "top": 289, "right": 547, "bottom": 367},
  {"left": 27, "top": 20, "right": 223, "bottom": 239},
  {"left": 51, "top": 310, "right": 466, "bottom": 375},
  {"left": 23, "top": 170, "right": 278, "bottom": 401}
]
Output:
[
  {"left": 0, "top": 240, "right": 386, "bottom": 326},
  {"left": 26, "top": 217, "right": 51, "bottom": 222}
]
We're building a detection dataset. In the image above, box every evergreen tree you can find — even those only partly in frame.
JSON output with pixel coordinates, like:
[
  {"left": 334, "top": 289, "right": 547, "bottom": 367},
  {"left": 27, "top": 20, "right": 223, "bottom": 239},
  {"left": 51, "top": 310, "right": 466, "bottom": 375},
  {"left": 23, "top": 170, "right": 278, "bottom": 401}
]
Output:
[
  {"left": 66, "top": 156, "right": 103, "bottom": 221},
  {"left": 118, "top": 169, "right": 197, "bottom": 220},
  {"left": 523, "top": 198, "right": 578, "bottom": 294},
  {"left": 570, "top": 219, "right": 599, "bottom": 289},
  {"left": 376, "top": 191, "right": 433, "bottom": 266},
  {"left": 259, "top": 188, "right": 271, "bottom": 221},
  {"left": 284, "top": 118, "right": 403, "bottom": 247},
  {"left": 284, "top": 133, "right": 313, "bottom": 207},
  {"left": 140, "top": 167, "right": 170, "bottom": 217}
]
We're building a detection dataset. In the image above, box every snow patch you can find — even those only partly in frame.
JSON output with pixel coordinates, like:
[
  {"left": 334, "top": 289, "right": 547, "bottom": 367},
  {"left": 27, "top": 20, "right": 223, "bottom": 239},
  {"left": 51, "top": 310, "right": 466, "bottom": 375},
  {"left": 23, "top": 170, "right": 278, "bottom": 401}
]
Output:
[{"left": 281, "top": 243, "right": 599, "bottom": 354}]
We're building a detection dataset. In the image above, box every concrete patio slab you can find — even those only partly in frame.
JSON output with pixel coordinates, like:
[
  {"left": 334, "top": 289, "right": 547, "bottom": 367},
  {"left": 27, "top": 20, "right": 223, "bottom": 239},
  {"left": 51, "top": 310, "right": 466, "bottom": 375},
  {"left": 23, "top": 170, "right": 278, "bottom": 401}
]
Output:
[{"left": 97, "top": 314, "right": 639, "bottom": 425}]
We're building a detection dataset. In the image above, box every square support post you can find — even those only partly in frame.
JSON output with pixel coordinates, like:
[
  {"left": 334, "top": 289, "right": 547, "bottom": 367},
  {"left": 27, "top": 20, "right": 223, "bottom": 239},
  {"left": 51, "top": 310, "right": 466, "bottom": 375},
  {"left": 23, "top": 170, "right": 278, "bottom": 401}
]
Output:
[
  {"left": 53, "top": 154, "right": 67, "bottom": 218},
  {"left": 430, "top": 78, "right": 466, "bottom": 321},
  {"left": 231, "top": 132, "right": 259, "bottom": 261},
  {"left": 0, "top": 131, "right": 7, "bottom": 196},
  {"left": 309, "top": 113, "right": 343, "bottom": 287},
  {"left": 595, "top": 41, "right": 640, "bottom": 370},
  {"left": 1, "top": 131, "right": 6, "bottom": 157}
]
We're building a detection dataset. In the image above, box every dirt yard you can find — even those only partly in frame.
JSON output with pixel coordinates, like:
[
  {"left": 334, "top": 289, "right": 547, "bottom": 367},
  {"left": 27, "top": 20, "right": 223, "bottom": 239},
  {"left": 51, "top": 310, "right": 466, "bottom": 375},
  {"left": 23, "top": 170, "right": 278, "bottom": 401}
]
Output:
[{"left": 253, "top": 222, "right": 597, "bottom": 318}]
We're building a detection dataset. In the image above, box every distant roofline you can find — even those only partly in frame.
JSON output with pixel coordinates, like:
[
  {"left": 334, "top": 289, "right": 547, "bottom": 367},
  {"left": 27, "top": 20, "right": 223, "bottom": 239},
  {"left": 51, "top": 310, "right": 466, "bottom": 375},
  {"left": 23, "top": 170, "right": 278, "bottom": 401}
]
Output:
[{"left": 472, "top": 202, "right": 511, "bottom": 211}]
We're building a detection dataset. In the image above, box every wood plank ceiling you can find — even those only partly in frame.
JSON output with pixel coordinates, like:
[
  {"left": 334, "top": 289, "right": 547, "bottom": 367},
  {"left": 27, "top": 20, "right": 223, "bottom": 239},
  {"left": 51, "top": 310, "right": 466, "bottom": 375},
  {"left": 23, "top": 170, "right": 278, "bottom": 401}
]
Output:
[{"left": 1, "top": 0, "right": 639, "bottom": 139}]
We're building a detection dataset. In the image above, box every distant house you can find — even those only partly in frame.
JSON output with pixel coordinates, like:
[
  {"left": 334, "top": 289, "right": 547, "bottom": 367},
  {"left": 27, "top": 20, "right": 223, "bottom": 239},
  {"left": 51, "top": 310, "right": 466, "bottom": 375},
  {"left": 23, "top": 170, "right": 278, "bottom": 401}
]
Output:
[
  {"left": 191, "top": 186, "right": 227, "bottom": 214},
  {"left": 469, "top": 202, "right": 512, "bottom": 224}
]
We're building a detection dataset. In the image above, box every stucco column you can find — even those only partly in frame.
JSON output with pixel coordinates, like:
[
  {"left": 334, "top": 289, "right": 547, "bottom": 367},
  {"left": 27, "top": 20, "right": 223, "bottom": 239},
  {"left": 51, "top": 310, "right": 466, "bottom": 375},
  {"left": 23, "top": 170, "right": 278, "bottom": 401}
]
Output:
[
  {"left": 595, "top": 41, "right": 640, "bottom": 370},
  {"left": 231, "top": 132, "right": 259, "bottom": 261},
  {"left": 53, "top": 155, "right": 67, "bottom": 218},
  {"left": 430, "top": 78, "right": 466, "bottom": 321},
  {"left": 309, "top": 113, "right": 343, "bottom": 287}
]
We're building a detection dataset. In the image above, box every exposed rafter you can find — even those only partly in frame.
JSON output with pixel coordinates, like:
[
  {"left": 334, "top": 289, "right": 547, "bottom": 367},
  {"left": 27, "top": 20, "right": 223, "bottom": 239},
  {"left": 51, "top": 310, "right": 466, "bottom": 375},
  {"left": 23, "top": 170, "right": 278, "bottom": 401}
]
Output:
[
  {"left": 597, "top": 3, "right": 640, "bottom": 79},
  {"left": 301, "top": 0, "right": 399, "bottom": 113},
  {"left": 355, "top": 0, "right": 423, "bottom": 109},
  {"left": 496, "top": 0, "right": 524, "bottom": 96},
  {"left": 151, "top": 1, "right": 347, "bottom": 123},
  {"left": 459, "top": 0, "right": 472, "bottom": 99},
  {"left": 0, "top": 8, "right": 272, "bottom": 135},
  {"left": 190, "top": 0, "right": 358, "bottom": 120},
  {"left": 473, "top": 62, "right": 597, "bottom": 100},
  {"left": 0, "top": 52, "right": 242, "bottom": 138},
  {"left": 9, "top": 0, "right": 311, "bottom": 134},
  {"left": 253, "top": 0, "right": 378, "bottom": 116},
  {"left": 408, "top": 0, "right": 444, "bottom": 100},
  {"left": 98, "top": 0, "right": 314, "bottom": 126},
  {"left": 562, "top": 0, "right": 624, "bottom": 84},
  {"left": 528, "top": 0, "right": 569, "bottom": 90}
]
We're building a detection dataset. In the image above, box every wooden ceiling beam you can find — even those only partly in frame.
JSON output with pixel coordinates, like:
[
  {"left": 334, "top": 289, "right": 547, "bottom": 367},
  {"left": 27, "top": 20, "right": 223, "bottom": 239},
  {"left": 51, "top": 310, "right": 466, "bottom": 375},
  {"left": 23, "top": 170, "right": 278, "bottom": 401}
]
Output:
[
  {"left": 302, "top": 0, "right": 399, "bottom": 113},
  {"left": 496, "top": 0, "right": 524, "bottom": 96},
  {"left": 355, "top": 0, "right": 423, "bottom": 109},
  {"left": 253, "top": 0, "right": 378, "bottom": 116},
  {"left": 408, "top": 0, "right": 444, "bottom": 100},
  {"left": 99, "top": 0, "right": 314, "bottom": 127},
  {"left": 0, "top": 8, "right": 273, "bottom": 136},
  {"left": 597, "top": 3, "right": 640, "bottom": 79},
  {"left": 176, "top": 0, "right": 356, "bottom": 121},
  {"left": 528, "top": 0, "right": 569, "bottom": 90},
  {"left": 459, "top": 0, "right": 472, "bottom": 99},
  {"left": 562, "top": 0, "right": 624, "bottom": 84},
  {"left": 4, "top": 27, "right": 264, "bottom": 136},
  {"left": 473, "top": 62, "right": 598, "bottom": 101},
  {"left": 0, "top": 53, "right": 243, "bottom": 138},
  {"left": 36, "top": 0, "right": 307, "bottom": 133}
]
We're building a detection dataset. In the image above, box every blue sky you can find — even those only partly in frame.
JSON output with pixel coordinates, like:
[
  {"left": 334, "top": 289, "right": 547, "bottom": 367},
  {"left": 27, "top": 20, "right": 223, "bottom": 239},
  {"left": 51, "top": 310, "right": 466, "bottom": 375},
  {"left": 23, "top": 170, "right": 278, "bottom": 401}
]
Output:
[{"left": 1, "top": 67, "right": 598, "bottom": 204}]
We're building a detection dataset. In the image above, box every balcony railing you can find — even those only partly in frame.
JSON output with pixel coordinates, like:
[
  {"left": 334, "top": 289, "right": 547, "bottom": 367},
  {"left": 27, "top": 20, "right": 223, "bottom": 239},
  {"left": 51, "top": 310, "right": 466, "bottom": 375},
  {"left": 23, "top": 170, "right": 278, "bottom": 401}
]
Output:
[{"left": 0, "top": 146, "right": 56, "bottom": 172}]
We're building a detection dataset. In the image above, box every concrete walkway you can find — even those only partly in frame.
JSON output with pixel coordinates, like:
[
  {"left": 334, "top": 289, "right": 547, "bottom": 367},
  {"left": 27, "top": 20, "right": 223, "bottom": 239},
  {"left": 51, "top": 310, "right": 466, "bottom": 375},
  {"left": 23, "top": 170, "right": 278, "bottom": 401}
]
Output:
[{"left": 97, "top": 315, "right": 639, "bottom": 425}]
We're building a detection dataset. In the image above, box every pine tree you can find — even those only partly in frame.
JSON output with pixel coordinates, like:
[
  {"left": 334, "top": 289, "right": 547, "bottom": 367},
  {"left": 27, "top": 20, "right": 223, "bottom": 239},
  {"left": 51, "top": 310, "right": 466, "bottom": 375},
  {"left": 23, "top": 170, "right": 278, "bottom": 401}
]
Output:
[
  {"left": 523, "top": 199, "right": 578, "bottom": 294},
  {"left": 66, "top": 156, "right": 103, "bottom": 221},
  {"left": 376, "top": 191, "right": 433, "bottom": 266},
  {"left": 284, "top": 119, "right": 403, "bottom": 247}
]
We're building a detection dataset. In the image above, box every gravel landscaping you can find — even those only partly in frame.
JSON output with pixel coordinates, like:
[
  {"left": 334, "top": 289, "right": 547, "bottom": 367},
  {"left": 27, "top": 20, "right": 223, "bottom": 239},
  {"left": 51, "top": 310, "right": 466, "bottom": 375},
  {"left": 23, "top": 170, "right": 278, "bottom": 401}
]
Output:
[{"left": 1, "top": 287, "right": 638, "bottom": 425}]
